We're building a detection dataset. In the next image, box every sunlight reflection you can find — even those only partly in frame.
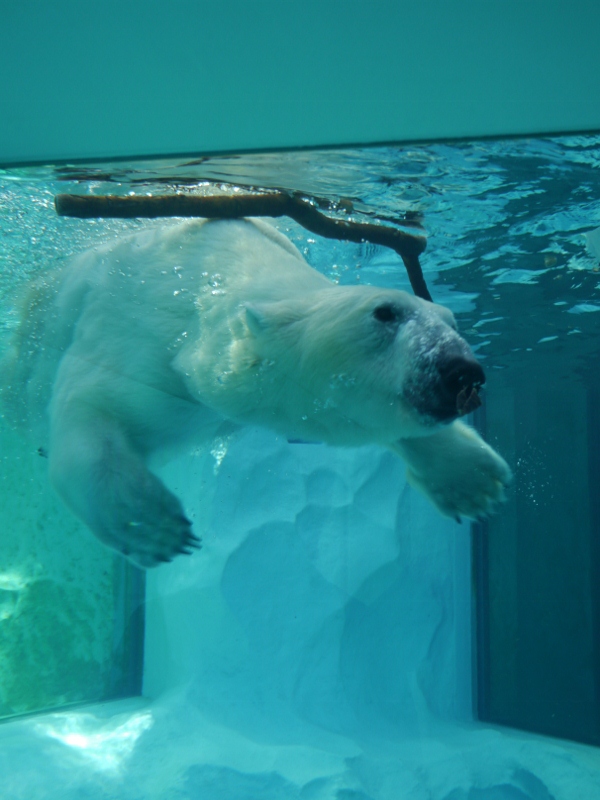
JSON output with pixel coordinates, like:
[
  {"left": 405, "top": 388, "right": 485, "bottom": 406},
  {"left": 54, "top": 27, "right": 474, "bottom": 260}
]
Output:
[
  {"left": 36, "top": 709, "right": 153, "bottom": 772},
  {"left": 0, "top": 572, "right": 30, "bottom": 591}
]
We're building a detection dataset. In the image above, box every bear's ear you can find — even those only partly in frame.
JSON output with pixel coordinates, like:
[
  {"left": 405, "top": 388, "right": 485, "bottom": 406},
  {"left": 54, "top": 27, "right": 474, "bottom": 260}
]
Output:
[
  {"left": 245, "top": 303, "right": 272, "bottom": 336},
  {"left": 245, "top": 301, "right": 302, "bottom": 337}
]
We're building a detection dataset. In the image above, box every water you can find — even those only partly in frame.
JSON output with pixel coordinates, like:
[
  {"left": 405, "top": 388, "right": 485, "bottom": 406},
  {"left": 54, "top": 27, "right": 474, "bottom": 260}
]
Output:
[
  {"left": 6, "top": 138, "right": 600, "bottom": 359},
  {"left": 1, "top": 136, "right": 600, "bottom": 797}
]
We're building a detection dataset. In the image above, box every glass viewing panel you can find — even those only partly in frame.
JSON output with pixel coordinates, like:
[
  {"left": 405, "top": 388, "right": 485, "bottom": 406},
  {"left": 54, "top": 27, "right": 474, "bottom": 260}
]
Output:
[{"left": 1, "top": 137, "right": 600, "bottom": 795}]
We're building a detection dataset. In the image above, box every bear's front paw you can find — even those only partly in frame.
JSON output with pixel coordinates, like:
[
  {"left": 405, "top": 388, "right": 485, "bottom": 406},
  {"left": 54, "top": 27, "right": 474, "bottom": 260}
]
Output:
[
  {"left": 64, "top": 459, "right": 200, "bottom": 568},
  {"left": 49, "top": 418, "right": 202, "bottom": 568},
  {"left": 114, "top": 504, "right": 202, "bottom": 569},
  {"left": 102, "top": 453, "right": 200, "bottom": 567},
  {"left": 103, "top": 474, "right": 202, "bottom": 568},
  {"left": 408, "top": 447, "right": 510, "bottom": 521},
  {"left": 394, "top": 421, "right": 512, "bottom": 522}
]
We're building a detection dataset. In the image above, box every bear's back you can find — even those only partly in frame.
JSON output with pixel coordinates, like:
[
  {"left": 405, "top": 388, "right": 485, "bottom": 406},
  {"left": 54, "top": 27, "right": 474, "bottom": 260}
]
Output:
[{"left": 1, "top": 217, "right": 325, "bottom": 439}]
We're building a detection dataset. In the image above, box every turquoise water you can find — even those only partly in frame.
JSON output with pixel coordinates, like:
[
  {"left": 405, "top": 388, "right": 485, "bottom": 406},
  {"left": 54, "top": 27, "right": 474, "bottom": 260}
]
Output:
[
  {"left": 1, "top": 136, "right": 600, "bottom": 797},
  {"left": 5, "top": 136, "right": 600, "bottom": 357}
]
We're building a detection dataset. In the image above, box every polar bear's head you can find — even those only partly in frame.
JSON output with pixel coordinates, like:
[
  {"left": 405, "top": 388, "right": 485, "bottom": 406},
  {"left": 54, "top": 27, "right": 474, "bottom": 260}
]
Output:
[{"left": 240, "top": 285, "right": 485, "bottom": 446}]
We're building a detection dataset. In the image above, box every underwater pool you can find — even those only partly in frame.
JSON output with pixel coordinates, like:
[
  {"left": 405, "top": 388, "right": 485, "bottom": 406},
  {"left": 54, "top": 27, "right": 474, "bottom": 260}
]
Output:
[{"left": 1, "top": 136, "right": 600, "bottom": 798}]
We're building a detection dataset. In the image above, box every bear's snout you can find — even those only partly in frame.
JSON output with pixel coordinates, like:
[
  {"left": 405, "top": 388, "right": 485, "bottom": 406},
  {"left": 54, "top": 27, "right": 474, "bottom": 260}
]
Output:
[
  {"left": 436, "top": 350, "right": 485, "bottom": 420},
  {"left": 402, "top": 330, "right": 486, "bottom": 426}
]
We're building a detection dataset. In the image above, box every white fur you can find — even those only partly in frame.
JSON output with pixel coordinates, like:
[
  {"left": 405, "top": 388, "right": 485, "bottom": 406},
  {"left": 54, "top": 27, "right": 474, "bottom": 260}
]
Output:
[{"left": 3, "top": 218, "right": 511, "bottom": 566}]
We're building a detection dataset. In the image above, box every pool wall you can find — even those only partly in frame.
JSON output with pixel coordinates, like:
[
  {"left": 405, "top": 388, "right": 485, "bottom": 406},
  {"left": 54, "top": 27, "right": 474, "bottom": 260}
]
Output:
[{"left": 2, "top": 0, "right": 600, "bottom": 165}]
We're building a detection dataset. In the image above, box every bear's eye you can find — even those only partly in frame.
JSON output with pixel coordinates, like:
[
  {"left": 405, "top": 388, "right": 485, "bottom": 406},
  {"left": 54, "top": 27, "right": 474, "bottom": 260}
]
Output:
[{"left": 373, "top": 303, "right": 401, "bottom": 324}]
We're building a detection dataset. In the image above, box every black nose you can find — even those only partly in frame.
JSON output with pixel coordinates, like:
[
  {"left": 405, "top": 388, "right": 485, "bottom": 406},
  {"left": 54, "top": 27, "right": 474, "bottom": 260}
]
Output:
[
  {"left": 438, "top": 354, "right": 485, "bottom": 417},
  {"left": 439, "top": 354, "right": 485, "bottom": 395}
]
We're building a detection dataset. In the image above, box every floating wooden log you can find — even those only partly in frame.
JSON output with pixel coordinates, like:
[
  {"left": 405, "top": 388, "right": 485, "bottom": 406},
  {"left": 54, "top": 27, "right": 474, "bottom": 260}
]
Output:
[{"left": 54, "top": 191, "right": 431, "bottom": 301}]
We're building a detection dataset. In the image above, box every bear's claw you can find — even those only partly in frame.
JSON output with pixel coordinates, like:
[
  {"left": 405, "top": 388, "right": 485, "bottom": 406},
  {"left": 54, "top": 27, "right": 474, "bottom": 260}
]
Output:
[{"left": 175, "top": 529, "right": 202, "bottom": 556}]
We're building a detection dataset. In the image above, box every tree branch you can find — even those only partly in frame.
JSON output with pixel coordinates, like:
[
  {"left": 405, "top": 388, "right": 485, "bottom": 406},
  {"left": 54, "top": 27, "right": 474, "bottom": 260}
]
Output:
[{"left": 54, "top": 191, "right": 432, "bottom": 301}]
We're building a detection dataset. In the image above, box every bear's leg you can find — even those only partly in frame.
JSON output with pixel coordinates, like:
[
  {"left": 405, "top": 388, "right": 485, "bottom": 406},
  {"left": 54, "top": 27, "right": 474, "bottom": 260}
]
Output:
[
  {"left": 391, "top": 420, "right": 511, "bottom": 521},
  {"left": 48, "top": 411, "right": 200, "bottom": 568}
]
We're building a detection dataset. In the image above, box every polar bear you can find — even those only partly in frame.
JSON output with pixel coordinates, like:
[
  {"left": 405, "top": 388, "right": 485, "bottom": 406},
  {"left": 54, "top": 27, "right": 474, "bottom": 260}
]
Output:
[{"left": 4, "top": 218, "right": 510, "bottom": 567}]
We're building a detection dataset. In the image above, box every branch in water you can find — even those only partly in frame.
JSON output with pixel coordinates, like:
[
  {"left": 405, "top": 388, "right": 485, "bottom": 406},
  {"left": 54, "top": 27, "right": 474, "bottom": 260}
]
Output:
[{"left": 54, "top": 191, "right": 432, "bottom": 301}]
